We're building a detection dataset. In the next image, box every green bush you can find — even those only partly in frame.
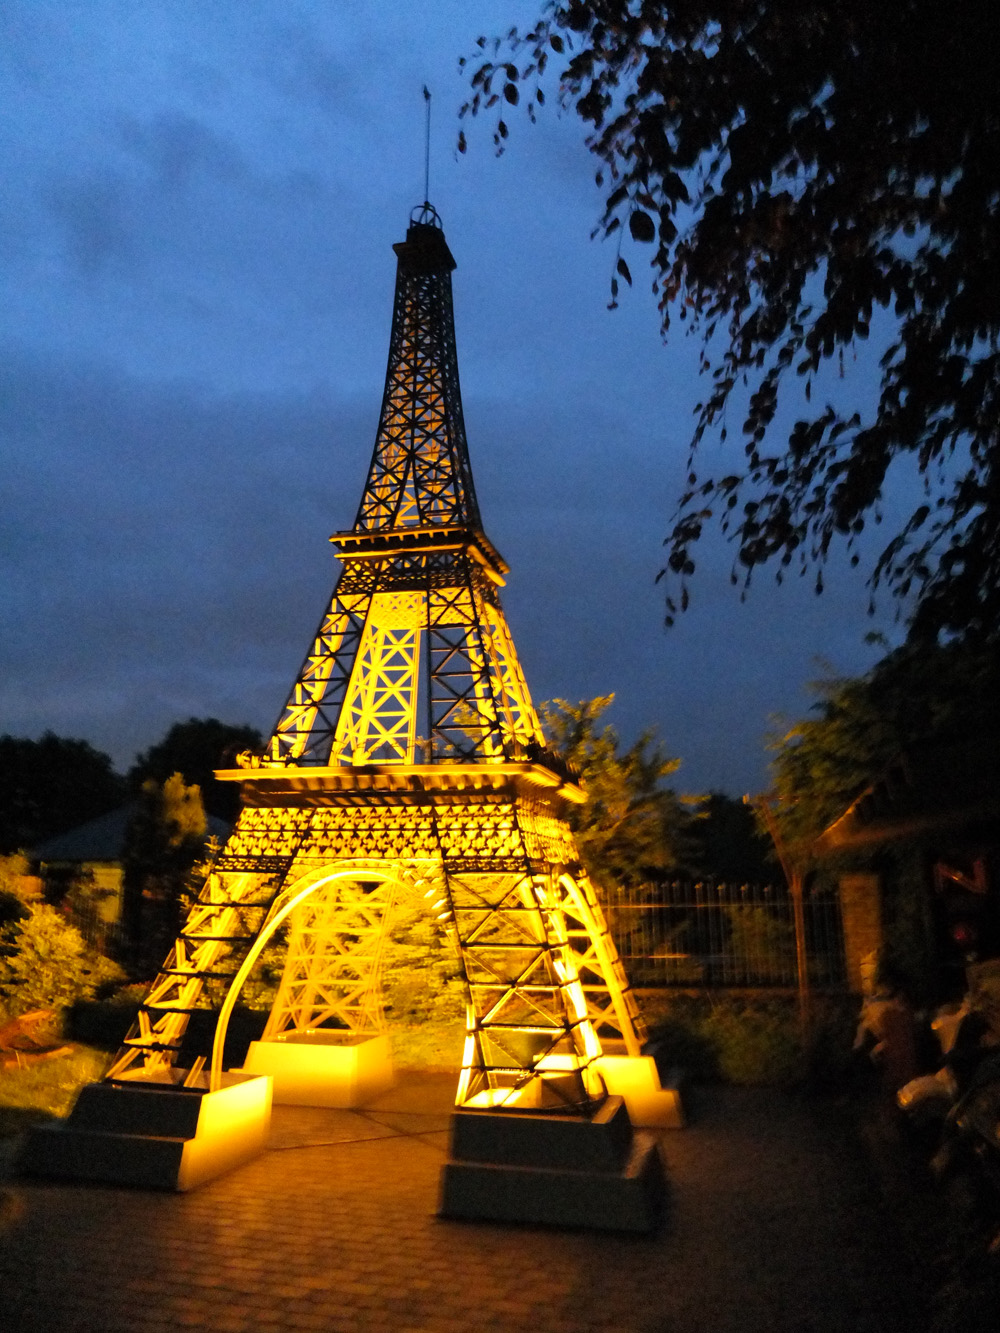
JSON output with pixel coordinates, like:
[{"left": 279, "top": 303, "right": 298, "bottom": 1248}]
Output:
[
  {"left": 641, "top": 993, "right": 806, "bottom": 1085},
  {"left": 723, "top": 904, "right": 796, "bottom": 983},
  {"left": 640, "top": 991, "right": 866, "bottom": 1086},
  {"left": 0, "top": 852, "right": 34, "bottom": 933},
  {"left": 67, "top": 991, "right": 143, "bottom": 1050},
  {"left": 0, "top": 904, "right": 123, "bottom": 1020},
  {"left": 698, "top": 1000, "right": 803, "bottom": 1085},
  {"left": 0, "top": 891, "right": 28, "bottom": 931}
]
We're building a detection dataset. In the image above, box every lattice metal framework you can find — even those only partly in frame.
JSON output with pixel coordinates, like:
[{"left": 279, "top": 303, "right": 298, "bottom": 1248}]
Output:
[
  {"left": 107, "top": 205, "right": 646, "bottom": 1113},
  {"left": 262, "top": 874, "right": 399, "bottom": 1037},
  {"left": 355, "top": 206, "right": 480, "bottom": 533},
  {"left": 266, "top": 204, "right": 539, "bottom": 768}
]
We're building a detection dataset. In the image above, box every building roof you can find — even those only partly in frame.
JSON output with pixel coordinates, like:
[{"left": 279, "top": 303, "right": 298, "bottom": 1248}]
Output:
[
  {"left": 816, "top": 730, "right": 1000, "bottom": 854},
  {"left": 33, "top": 805, "right": 230, "bottom": 863}
]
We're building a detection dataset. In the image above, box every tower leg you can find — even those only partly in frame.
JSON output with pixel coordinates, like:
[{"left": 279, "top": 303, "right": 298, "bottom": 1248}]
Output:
[
  {"left": 553, "top": 869, "right": 687, "bottom": 1127},
  {"left": 21, "top": 1072, "right": 273, "bottom": 1191},
  {"left": 438, "top": 867, "right": 668, "bottom": 1230}
]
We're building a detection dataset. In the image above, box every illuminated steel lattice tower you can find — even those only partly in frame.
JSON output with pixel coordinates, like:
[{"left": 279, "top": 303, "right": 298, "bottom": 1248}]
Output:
[{"left": 102, "top": 206, "right": 663, "bottom": 1143}]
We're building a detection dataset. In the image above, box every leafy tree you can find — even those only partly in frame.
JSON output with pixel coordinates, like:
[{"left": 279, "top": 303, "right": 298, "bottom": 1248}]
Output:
[
  {"left": 0, "top": 901, "right": 123, "bottom": 1019},
  {"left": 768, "top": 637, "right": 999, "bottom": 853},
  {"left": 540, "top": 695, "right": 696, "bottom": 886},
  {"left": 0, "top": 853, "right": 33, "bottom": 931},
  {"left": 0, "top": 852, "right": 33, "bottom": 901},
  {"left": 129, "top": 717, "right": 262, "bottom": 822},
  {"left": 461, "top": 2, "right": 1000, "bottom": 641},
  {"left": 120, "top": 773, "right": 208, "bottom": 972},
  {"left": 688, "top": 791, "right": 775, "bottom": 882},
  {"left": 0, "top": 733, "right": 125, "bottom": 853},
  {"left": 767, "top": 637, "right": 998, "bottom": 996},
  {"left": 54, "top": 868, "right": 121, "bottom": 952}
]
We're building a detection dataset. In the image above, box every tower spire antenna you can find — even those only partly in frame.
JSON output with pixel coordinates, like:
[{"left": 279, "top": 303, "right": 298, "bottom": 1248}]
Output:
[{"left": 422, "top": 85, "right": 431, "bottom": 204}]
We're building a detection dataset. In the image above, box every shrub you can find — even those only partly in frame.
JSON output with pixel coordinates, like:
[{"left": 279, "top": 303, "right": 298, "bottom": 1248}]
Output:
[
  {"left": 723, "top": 904, "right": 796, "bottom": 984},
  {"left": 641, "top": 993, "right": 806, "bottom": 1085},
  {"left": 638, "top": 994, "right": 722, "bottom": 1080},
  {"left": 698, "top": 1000, "right": 803, "bottom": 1085},
  {"left": 0, "top": 852, "right": 34, "bottom": 932},
  {"left": 0, "top": 1045, "right": 111, "bottom": 1137},
  {"left": 0, "top": 903, "right": 123, "bottom": 1019},
  {"left": 67, "top": 990, "right": 144, "bottom": 1050}
]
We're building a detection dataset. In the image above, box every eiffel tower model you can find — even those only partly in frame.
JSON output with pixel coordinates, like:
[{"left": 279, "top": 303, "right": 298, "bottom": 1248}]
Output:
[{"left": 25, "top": 205, "right": 678, "bottom": 1229}]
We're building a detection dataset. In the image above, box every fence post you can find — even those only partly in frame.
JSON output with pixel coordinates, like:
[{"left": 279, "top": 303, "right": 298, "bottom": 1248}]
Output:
[
  {"left": 790, "top": 871, "right": 811, "bottom": 1036},
  {"left": 752, "top": 796, "right": 811, "bottom": 1037}
]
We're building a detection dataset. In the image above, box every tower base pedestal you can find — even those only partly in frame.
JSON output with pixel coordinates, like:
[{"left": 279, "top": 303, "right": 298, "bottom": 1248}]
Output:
[
  {"left": 438, "top": 1096, "right": 666, "bottom": 1232},
  {"left": 595, "top": 1054, "right": 686, "bottom": 1128},
  {"left": 241, "top": 1031, "right": 394, "bottom": 1107},
  {"left": 20, "top": 1072, "right": 272, "bottom": 1191}
]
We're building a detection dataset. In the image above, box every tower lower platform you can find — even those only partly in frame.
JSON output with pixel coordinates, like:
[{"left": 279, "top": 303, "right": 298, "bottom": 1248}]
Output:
[{"left": 596, "top": 1053, "right": 686, "bottom": 1129}]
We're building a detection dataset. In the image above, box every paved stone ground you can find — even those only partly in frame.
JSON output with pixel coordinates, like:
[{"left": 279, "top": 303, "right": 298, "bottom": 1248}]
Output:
[{"left": 0, "top": 1076, "right": 929, "bottom": 1333}]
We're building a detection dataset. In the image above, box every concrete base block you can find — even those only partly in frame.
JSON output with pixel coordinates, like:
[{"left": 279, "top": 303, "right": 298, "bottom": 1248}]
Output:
[
  {"left": 439, "top": 1096, "right": 667, "bottom": 1232},
  {"left": 20, "top": 1072, "right": 272, "bottom": 1191},
  {"left": 595, "top": 1055, "right": 686, "bottom": 1129},
  {"left": 241, "top": 1031, "right": 394, "bottom": 1107}
]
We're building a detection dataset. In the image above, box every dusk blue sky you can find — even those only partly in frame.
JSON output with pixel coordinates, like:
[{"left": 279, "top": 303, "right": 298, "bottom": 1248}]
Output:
[{"left": 1, "top": 1, "right": 907, "bottom": 796}]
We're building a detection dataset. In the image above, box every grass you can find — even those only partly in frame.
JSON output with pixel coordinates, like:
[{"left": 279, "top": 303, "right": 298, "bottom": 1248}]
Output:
[
  {"left": 0, "top": 1044, "right": 110, "bottom": 1141},
  {"left": 0, "top": 1024, "right": 464, "bottom": 1149}
]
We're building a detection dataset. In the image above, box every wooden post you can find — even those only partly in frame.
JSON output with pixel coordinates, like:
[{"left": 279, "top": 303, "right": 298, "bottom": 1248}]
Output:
[
  {"left": 751, "top": 796, "right": 811, "bottom": 1036},
  {"left": 790, "top": 871, "right": 811, "bottom": 1035}
]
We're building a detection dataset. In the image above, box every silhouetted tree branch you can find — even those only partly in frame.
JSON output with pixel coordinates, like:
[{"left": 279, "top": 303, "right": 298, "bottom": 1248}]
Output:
[{"left": 461, "top": 2, "right": 1000, "bottom": 641}]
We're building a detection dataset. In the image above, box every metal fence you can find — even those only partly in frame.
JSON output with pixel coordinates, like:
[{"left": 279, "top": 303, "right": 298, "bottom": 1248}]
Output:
[
  {"left": 602, "top": 880, "right": 847, "bottom": 990},
  {"left": 61, "top": 900, "right": 114, "bottom": 954}
]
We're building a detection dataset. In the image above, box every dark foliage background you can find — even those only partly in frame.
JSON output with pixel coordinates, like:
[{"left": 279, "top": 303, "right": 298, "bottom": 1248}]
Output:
[
  {"left": 0, "top": 734, "right": 125, "bottom": 853},
  {"left": 463, "top": 1, "right": 1000, "bottom": 641}
]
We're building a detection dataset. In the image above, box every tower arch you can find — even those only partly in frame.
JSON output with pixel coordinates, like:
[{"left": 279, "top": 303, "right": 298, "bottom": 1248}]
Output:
[{"left": 208, "top": 861, "right": 437, "bottom": 1091}]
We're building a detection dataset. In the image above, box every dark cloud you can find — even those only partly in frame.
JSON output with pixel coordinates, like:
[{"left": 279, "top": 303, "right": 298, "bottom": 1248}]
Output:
[
  {"left": 261, "top": 19, "right": 360, "bottom": 112},
  {"left": 0, "top": 345, "right": 372, "bottom": 758},
  {"left": 1, "top": 336, "right": 894, "bottom": 794},
  {"left": 119, "top": 112, "right": 250, "bottom": 192},
  {"left": 45, "top": 171, "right": 136, "bottom": 274}
]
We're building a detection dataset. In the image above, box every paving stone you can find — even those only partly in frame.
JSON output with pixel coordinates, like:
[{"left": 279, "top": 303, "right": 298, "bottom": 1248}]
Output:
[{"left": 0, "top": 1078, "right": 931, "bottom": 1333}]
